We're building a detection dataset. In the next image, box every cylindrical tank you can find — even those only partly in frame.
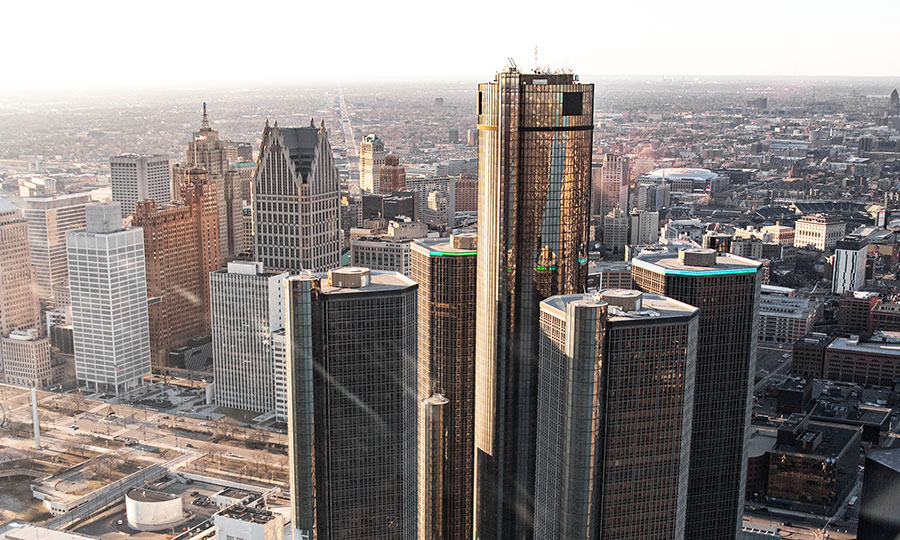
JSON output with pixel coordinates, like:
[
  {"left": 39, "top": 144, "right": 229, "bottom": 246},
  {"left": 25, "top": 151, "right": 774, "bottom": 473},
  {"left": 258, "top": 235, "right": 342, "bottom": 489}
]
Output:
[{"left": 125, "top": 487, "right": 184, "bottom": 531}]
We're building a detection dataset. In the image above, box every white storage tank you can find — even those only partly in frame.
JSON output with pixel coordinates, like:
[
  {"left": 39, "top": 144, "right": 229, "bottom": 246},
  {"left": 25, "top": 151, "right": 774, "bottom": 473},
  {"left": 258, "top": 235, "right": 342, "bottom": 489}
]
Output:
[{"left": 125, "top": 487, "right": 184, "bottom": 531}]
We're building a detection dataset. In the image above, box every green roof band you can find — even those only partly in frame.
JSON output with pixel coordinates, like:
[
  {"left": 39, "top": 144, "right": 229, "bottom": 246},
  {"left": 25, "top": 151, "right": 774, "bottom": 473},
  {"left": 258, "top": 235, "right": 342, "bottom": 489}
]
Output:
[{"left": 428, "top": 250, "right": 476, "bottom": 257}]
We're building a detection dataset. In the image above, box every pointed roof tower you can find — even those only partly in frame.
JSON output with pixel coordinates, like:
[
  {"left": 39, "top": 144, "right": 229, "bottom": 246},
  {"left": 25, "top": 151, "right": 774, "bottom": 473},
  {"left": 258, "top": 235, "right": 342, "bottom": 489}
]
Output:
[{"left": 201, "top": 102, "right": 211, "bottom": 130}]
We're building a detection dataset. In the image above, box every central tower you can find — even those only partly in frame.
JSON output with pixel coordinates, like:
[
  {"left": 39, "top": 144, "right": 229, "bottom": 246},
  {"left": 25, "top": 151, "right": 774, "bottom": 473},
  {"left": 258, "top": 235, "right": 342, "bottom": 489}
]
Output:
[{"left": 473, "top": 68, "right": 594, "bottom": 540}]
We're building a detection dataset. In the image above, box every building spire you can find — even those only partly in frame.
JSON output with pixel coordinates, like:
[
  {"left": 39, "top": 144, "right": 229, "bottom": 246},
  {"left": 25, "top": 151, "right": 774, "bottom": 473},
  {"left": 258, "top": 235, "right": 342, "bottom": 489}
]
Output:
[{"left": 201, "top": 102, "right": 210, "bottom": 130}]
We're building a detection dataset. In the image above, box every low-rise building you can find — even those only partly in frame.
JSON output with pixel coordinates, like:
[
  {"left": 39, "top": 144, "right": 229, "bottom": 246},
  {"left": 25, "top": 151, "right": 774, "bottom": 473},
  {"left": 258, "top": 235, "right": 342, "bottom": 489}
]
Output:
[
  {"left": 214, "top": 505, "right": 284, "bottom": 540},
  {"left": 791, "top": 333, "right": 835, "bottom": 379},
  {"left": 837, "top": 291, "right": 881, "bottom": 337},
  {"left": 824, "top": 332, "right": 900, "bottom": 386},
  {"left": 0, "top": 328, "right": 52, "bottom": 387}
]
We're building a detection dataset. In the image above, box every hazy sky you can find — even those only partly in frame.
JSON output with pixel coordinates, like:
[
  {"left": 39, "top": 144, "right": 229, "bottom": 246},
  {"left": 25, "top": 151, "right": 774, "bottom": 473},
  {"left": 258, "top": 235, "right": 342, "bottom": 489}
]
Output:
[{"left": 4, "top": 0, "right": 899, "bottom": 92}]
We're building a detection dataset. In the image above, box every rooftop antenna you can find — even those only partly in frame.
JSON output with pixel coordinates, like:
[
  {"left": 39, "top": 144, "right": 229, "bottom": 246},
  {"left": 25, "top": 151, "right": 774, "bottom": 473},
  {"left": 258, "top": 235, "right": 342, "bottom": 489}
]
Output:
[
  {"left": 508, "top": 57, "right": 518, "bottom": 71},
  {"left": 534, "top": 45, "right": 539, "bottom": 73},
  {"left": 201, "top": 102, "right": 210, "bottom": 130}
]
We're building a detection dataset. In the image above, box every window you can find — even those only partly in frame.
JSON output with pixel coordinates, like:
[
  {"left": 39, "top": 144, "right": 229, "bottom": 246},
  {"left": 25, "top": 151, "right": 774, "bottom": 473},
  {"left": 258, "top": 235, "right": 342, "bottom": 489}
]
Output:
[{"left": 563, "top": 92, "right": 582, "bottom": 116}]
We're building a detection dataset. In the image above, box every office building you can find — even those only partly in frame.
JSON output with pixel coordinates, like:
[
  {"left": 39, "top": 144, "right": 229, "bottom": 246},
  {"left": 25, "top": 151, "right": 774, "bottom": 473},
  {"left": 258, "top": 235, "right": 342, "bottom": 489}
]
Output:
[
  {"left": 210, "top": 261, "right": 288, "bottom": 413},
  {"left": 474, "top": 69, "right": 594, "bottom": 540},
  {"left": 405, "top": 176, "right": 455, "bottom": 225},
  {"left": 110, "top": 154, "right": 172, "bottom": 218},
  {"left": 419, "top": 393, "right": 450, "bottom": 540},
  {"left": 832, "top": 235, "right": 868, "bottom": 293},
  {"left": 284, "top": 268, "right": 417, "bottom": 540},
  {"left": 629, "top": 209, "right": 659, "bottom": 245},
  {"left": 791, "top": 333, "right": 833, "bottom": 379},
  {"left": 534, "top": 290, "right": 698, "bottom": 540},
  {"left": 632, "top": 248, "right": 762, "bottom": 540},
  {"left": 360, "top": 133, "right": 386, "bottom": 194},
  {"left": 132, "top": 169, "right": 221, "bottom": 369},
  {"left": 351, "top": 236, "right": 413, "bottom": 277},
  {"left": 592, "top": 153, "right": 628, "bottom": 217},
  {"left": 22, "top": 192, "right": 91, "bottom": 307},
  {"left": 379, "top": 154, "right": 406, "bottom": 193},
  {"left": 824, "top": 333, "right": 900, "bottom": 386},
  {"left": 767, "top": 415, "right": 861, "bottom": 515},
  {"left": 411, "top": 234, "right": 477, "bottom": 540},
  {"left": 762, "top": 223, "right": 794, "bottom": 246},
  {"left": 870, "top": 299, "right": 900, "bottom": 334},
  {"left": 184, "top": 103, "right": 244, "bottom": 259},
  {"left": 455, "top": 174, "right": 477, "bottom": 212},
  {"left": 794, "top": 214, "right": 845, "bottom": 251},
  {"left": 758, "top": 285, "right": 820, "bottom": 345},
  {"left": 67, "top": 202, "right": 151, "bottom": 394},
  {"left": 0, "top": 329, "right": 51, "bottom": 387},
  {"left": 837, "top": 291, "right": 880, "bottom": 336},
  {"left": 0, "top": 198, "right": 40, "bottom": 336},
  {"left": 602, "top": 207, "right": 628, "bottom": 253},
  {"left": 634, "top": 182, "right": 671, "bottom": 212},
  {"left": 254, "top": 121, "right": 341, "bottom": 272},
  {"left": 858, "top": 448, "right": 900, "bottom": 539}
]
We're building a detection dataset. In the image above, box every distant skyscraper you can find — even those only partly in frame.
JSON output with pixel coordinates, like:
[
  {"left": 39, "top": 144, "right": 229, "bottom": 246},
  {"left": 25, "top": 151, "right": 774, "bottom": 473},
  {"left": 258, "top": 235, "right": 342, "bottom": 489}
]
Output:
[
  {"left": 210, "top": 261, "right": 288, "bottom": 413},
  {"left": 185, "top": 103, "right": 244, "bottom": 260},
  {"left": 379, "top": 153, "right": 407, "bottom": 193},
  {"left": 285, "top": 268, "right": 417, "bottom": 540},
  {"left": 360, "top": 133, "right": 386, "bottom": 194},
  {"left": 110, "top": 153, "right": 172, "bottom": 218},
  {"left": 22, "top": 192, "right": 91, "bottom": 308},
  {"left": 592, "top": 153, "right": 628, "bottom": 217},
  {"left": 449, "top": 128, "right": 459, "bottom": 144},
  {"left": 411, "top": 234, "right": 477, "bottom": 540},
  {"left": 474, "top": 69, "right": 594, "bottom": 540},
  {"left": 629, "top": 209, "right": 660, "bottom": 245},
  {"left": 632, "top": 248, "right": 762, "bottom": 540},
  {"left": 890, "top": 89, "right": 899, "bottom": 114},
  {"left": 253, "top": 120, "right": 342, "bottom": 272},
  {"left": 602, "top": 207, "right": 628, "bottom": 253},
  {"left": 534, "top": 290, "right": 698, "bottom": 540},
  {"left": 67, "top": 202, "right": 151, "bottom": 394},
  {"left": 132, "top": 169, "right": 221, "bottom": 368},
  {"left": 0, "top": 198, "right": 40, "bottom": 336}
]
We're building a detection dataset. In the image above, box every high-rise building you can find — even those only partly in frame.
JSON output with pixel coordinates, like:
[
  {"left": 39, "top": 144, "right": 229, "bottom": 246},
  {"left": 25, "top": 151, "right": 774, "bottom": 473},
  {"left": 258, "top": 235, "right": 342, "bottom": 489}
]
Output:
[
  {"left": 832, "top": 235, "right": 868, "bottom": 293},
  {"left": 0, "top": 329, "right": 51, "bottom": 387},
  {"left": 455, "top": 174, "right": 477, "bottom": 213},
  {"left": 629, "top": 209, "right": 659, "bottom": 245},
  {"left": 110, "top": 154, "right": 172, "bottom": 218},
  {"left": 379, "top": 154, "right": 407, "bottom": 193},
  {"left": 632, "top": 248, "right": 762, "bottom": 540},
  {"left": 411, "top": 234, "right": 477, "bottom": 540},
  {"left": 253, "top": 121, "right": 342, "bottom": 272},
  {"left": 794, "top": 214, "right": 845, "bottom": 251},
  {"left": 0, "top": 198, "right": 40, "bottom": 336},
  {"left": 474, "top": 68, "right": 594, "bottom": 540},
  {"left": 534, "top": 290, "right": 698, "bottom": 540},
  {"left": 210, "top": 261, "right": 288, "bottom": 413},
  {"left": 419, "top": 393, "right": 450, "bottom": 540},
  {"left": 67, "top": 202, "right": 151, "bottom": 394},
  {"left": 602, "top": 207, "right": 628, "bottom": 253},
  {"left": 132, "top": 169, "right": 221, "bottom": 369},
  {"left": 858, "top": 447, "right": 900, "bottom": 539},
  {"left": 22, "top": 192, "right": 91, "bottom": 307},
  {"left": 285, "top": 268, "right": 417, "bottom": 540},
  {"left": 592, "top": 153, "right": 629, "bottom": 217},
  {"left": 184, "top": 103, "right": 244, "bottom": 260},
  {"left": 360, "top": 133, "right": 386, "bottom": 194}
]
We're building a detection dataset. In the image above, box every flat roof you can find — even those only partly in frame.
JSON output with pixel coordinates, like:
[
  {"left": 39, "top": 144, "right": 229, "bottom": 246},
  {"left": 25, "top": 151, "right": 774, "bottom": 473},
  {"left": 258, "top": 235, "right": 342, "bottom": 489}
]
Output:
[
  {"left": 289, "top": 270, "right": 416, "bottom": 295},
  {"left": 541, "top": 290, "right": 698, "bottom": 322},
  {"left": 411, "top": 237, "right": 477, "bottom": 256},
  {"left": 773, "top": 421, "right": 860, "bottom": 459},
  {"left": 126, "top": 487, "right": 179, "bottom": 503},
  {"left": 633, "top": 251, "right": 761, "bottom": 276},
  {"left": 828, "top": 337, "right": 900, "bottom": 356},
  {"left": 2, "top": 526, "right": 98, "bottom": 540},
  {"left": 218, "top": 505, "right": 279, "bottom": 523},
  {"left": 868, "top": 447, "right": 900, "bottom": 472},
  {"left": 747, "top": 428, "right": 778, "bottom": 458}
]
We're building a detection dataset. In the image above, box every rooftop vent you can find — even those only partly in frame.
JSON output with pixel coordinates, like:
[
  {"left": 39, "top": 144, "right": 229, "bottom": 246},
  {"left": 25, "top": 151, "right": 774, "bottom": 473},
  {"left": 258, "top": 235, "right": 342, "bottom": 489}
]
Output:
[{"left": 679, "top": 248, "right": 717, "bottom": 267}]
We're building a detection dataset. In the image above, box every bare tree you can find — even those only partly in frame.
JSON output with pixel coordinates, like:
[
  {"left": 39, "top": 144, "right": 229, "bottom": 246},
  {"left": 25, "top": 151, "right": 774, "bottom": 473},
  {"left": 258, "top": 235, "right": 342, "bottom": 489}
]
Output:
[{"left": 71, "top": 392, "right": 87, "bottom": 414}]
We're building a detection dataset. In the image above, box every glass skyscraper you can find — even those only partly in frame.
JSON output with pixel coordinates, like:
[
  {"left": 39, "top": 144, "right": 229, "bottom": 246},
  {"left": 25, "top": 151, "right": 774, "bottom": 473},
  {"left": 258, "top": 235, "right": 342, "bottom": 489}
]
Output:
[
  {"left": 632, "top": 248, "right": 762, "bottom": 540},
  {"left": 285, "top": 268, "right": 418, "bottom": 540},
  {"left": 473, "top": 68, "right": 594, "bottom": 540}
]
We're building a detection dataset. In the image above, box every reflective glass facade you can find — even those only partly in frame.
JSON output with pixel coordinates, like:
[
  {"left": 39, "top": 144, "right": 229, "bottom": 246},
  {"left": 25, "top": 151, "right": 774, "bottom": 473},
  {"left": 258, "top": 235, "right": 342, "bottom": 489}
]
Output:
[
  {"left": 632, "top": 254, "right": 761, "bottom": 540},
  {"left": 285, "top": 272, "right": 418, "bottom": 540},
  {"left": 411, "top": 237, "right": 477, "bottom": 540},
  {"left": 474, "top": 70, "right": 594, "bottom": 540}
]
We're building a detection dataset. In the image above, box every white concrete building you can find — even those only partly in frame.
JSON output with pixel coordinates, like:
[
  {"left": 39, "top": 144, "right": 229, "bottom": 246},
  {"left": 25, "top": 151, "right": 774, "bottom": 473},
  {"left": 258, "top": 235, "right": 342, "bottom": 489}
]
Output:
[
  {"left": 110, "top": 154, "right": 172, "bottom": 218},
  {"left": 351, "top": 237, "right": 414, "bottom": 277},
  {"left": 758, "top": 285, "right": 820, "bottom": 345},
  {"left": 794, "top": 214, "right": 845, "bottom": 251},
  {"left": 0, "top": 329, "right": 51, "bottom": 387},
  {"left": 832, "top": 236, "right": 869, "bottom": 294},
  {"left": 67, "top": 202, "right": 151, "bottom": 394},
  {"left": 210, "top": 261, "right": 288, "bottom": 413},
  {"left": 272, "top": 330, "right": 287, "bottom": 423},
  {"left": 629, "top": 209, "right": 659, "bottom": 245},
  {"left": 22, "top": 192, "right": 91, "bottom": 307},
  {"left": 214, "top": 505, "right": 284, "bottom": 540},
  {"left": 359, "top": 134, "right": 385, "bottom": 194}
]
